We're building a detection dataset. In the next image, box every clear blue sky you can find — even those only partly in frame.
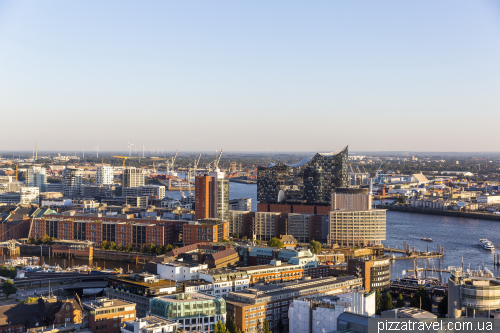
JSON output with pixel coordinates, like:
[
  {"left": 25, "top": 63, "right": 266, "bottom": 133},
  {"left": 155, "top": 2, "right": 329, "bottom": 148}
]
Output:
[{"left": 1, "top": 1, "right": 499, "bottom": 152}]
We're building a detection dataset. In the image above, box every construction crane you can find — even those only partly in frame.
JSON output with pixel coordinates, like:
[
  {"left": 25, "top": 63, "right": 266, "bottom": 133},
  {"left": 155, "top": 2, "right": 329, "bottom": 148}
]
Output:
[
  {"left": 214, "top": 149, "right": 223, "bottom": 170},
  {"left": 113, "top": 156, "right": 137, "bottom": 187},
  {"left": 187, "top": 154, "right": 202, "bottom": 196}
]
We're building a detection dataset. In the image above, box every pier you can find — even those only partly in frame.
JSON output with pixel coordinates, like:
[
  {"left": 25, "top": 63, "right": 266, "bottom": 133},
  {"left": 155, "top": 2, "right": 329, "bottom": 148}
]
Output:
[{"left": 384, "top": 242, "right": 444, "bottom": 260}]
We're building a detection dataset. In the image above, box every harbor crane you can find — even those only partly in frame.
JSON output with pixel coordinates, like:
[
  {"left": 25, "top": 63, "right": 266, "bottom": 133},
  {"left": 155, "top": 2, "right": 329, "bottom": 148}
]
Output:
[
  {"left": 165, "top": 149, "right": 179, "bottom": 175},
  {"left": 187, "top": 154, "right": 202, "bottom": 196},
  {"left": 205, "top": 149, "right": 224, "bottom": 172}
]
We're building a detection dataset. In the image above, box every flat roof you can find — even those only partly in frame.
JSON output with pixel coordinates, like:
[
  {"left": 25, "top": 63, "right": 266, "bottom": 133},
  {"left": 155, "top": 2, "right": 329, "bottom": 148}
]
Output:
[
  {"left": 82, "top": 298, "right": 134, "bottom": 310},
  {"left": 154, "top": 292, "right": 219, "bottom": 303}
]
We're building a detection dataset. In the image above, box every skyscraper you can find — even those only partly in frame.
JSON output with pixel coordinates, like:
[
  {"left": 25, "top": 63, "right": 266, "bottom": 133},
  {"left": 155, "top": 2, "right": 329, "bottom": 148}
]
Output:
[
  {"left": 195, "top": 170, "right": 229, "bottom": 221},
  {"left": 26, "top": 166, "right": 46, "bottom": 192},
  {"left": 63, "top": 168, "right": 83, "bottom": 197}
]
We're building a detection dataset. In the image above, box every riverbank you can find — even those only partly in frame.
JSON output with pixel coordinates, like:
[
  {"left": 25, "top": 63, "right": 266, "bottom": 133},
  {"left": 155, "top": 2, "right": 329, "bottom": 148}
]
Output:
[
  {"left": 228, "top": 178, "right": 256, "bottom": 184},
  {"left": 376, "top": 205, "right": 500, "bottom": 222}
]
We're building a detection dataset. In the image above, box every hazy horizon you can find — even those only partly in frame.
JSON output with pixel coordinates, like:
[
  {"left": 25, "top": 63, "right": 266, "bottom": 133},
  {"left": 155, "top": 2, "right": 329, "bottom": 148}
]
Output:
[{"left": 1, "top": 1, "right": 499, "bottom": 152}]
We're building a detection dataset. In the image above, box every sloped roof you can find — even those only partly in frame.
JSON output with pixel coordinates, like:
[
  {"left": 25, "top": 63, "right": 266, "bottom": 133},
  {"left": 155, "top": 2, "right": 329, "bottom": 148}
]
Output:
[
  {"left": 413, "top": 173, "right": 429, "bottom": 183},
  {"left": 206, "top": 249, "right": 237, "bottom": 261}
]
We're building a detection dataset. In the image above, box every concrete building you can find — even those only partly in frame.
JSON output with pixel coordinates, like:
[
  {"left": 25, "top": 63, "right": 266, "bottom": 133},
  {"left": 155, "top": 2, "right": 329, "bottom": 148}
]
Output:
[
  {"left": 126, "top": 196, "right": 148, "bottom": 208},
  {"left": 121, "top": 315, "right": 180, "bottom": 333},
  {"left": 347, "top": 257, "right": 391, "bottom": 292},
  {"left": 122, "top": 185, "right": 166, "bottom": 200},
  {"left": 150, "top": 293, "right": 226, "bottom": 333},
  {"left": 253, "top": 212, "right": 281, "bottom": 242},
  {"left": 107, "top": 274, "right": 178, "bottom": 318},
  {"left": 477, "top": 193, "right": 500, "bottom": 204},
  {"left": 96, "top": 166, "right": 114, "bottom": 185},
  {"left": 225, "top": 276, "right": 362, "bottom": 333},
  {"left": 62, "top": 168, "right": 83, "bottom": 197},
  {"left": 0, "top": 187, "right": 39, "bottom": 205},
  {"left": 381, "top": 307, "right": 436, "bottom": 319},
  {"left": 25, "top": 166, "right": 46, "bottom": 192},
  {"left": 157, "top": 262, "right": 208, "bottom": 282},
  {"left": 124, "top": 167, "right": 145, "bottom": 189},
  {"left": 448, "top": 267, "right": 500, "bottom": 318},
  {"left": 198, "top": 268, "right": 251, "bottom": 298},
  {"left": 331, "top": 188, "right": 372, "bottom": 211},
  {"left": 329, "top": 210, "right": 386, "bottom": 247},
  {"left": 289, "top": 299, "right": 346, "bottom": 333},
  {"left": 288, "top": 213, "right": 312, "bottom": 243},
  {"left": 228, "top": 210, "right": 249, "bottom": 237},
  {"left": 229, "top": 198, "right": 252, "bottom": 211},
  {"left": 82, "top": 298, "right": 136, "bottom": 333}
]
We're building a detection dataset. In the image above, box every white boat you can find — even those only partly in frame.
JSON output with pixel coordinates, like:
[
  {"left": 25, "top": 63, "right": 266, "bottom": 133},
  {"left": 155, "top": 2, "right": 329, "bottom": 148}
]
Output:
[{"left": 480, "top": 238, "right": 495, "bottom": 251}]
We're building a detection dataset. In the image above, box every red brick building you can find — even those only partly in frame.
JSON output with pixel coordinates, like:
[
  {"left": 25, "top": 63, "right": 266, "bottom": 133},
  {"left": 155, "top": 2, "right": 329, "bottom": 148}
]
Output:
[{"left": 83, "top": 298, "right": 136, "bottom": 333}]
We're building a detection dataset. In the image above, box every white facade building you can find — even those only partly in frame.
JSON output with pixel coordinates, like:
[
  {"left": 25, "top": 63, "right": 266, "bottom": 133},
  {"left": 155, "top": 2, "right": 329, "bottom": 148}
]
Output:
[
  {"left": 157, "top": 262, "right": 208, "bottom": 281},
  {"left": 121, "top": 315, "right": 180, "bottom": 333},
  {"left": 124, "top": 167, "right": 145, "bottom": 189},
  {"left": 20, "top": 187, "right": 39, "bottom": 204},
  {"left": 198, "top": 270, "right": 250, "bottom": 298},
  {"left": 25, "top": 166, "right": 46, "bottom": 192},
  {"left": 96, "top": 166, "right": 114, "bottom": 185}
]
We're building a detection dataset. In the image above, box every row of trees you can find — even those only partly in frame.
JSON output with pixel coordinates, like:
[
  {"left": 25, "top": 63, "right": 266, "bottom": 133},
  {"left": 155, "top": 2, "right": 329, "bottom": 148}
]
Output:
[
  {"left": 27, "top": 235, "right": 56, "bottom": 245},
  {"left": 266, "top": 237, "right": 322, "bottom": 255},
  {"left": 100, "top": 241, "right": 177, "bottom": 254},
  {"left": 216, "top": 317, "right": 281, "bottom": 333},
  {"left": 376, "top": 287, "right": 448, "bottom": 316}
]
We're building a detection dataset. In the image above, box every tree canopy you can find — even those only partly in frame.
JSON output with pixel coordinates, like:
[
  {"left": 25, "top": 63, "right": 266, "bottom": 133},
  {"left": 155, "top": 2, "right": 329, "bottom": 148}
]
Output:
[
  {"left": 1, "top": 279, "right": 17, "bottom": 297},
  {"left": 267, "top": 237, "right": 284, "bottom": 248},
  {"left": 309, "top": 239, "right": 321, "bottom": 254},
  {"left": 396, "top": 293, "right": 405, "bottom": 308},
  {"left": 409, "top": 287, "right": 433, "bottom": 312}
]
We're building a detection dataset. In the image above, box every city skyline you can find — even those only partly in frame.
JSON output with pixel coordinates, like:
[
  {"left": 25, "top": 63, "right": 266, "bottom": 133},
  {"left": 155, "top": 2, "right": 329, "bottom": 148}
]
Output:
[{"left": 1, "top": 1, "right": 499, "bottom": 152}]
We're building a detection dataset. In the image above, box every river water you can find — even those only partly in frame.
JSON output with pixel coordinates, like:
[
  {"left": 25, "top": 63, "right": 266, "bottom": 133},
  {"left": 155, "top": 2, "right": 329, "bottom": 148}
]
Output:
[{"left": 12, "top": 183, "right": 500, "bottom": 280}]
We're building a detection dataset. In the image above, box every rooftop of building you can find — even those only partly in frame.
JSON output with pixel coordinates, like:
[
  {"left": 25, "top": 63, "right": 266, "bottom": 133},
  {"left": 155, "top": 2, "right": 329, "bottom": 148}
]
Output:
[
  {"left": 226, "top": 276, "right": 361, "bottom": 304},
  {"left": 154, "top": 292, "right": 220, "bottom": 303},
  {"left": 109, "top": 274, "right": 175, "bottom": 287},
  {"left": 82, "top": 298, "right": 134, "bottom": 310},
  {"left": 123, "top": 315, "right": 179, "bottom": 330}
]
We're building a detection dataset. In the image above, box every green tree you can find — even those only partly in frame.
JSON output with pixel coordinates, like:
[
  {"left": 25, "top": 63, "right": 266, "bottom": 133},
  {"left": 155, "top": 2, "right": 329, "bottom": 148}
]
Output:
[
  {"left": 34, "top": 237, "right": 42, "bottom": 245},
  {"left": 267, "top": 237, "right": 284, "bottom": 248},
  {"left": 0, "top": 266, "right": 16, "bottom": 279},
  {"left": 398, "top": 195, "right": 407, "bottom": 204},
  {"left": 222, "top": 239, "right": 230, "bottom": 243},
  {"left": 148, "top": 243, "right": 156, "bottom": 254},
  {"left": 140, "top": 244, "right": 148, "bottom": 253},
  {"left": 116, "top": 244, "right": 124, "bottom": 252},
  {"left": 396, "top": 293, "right": 405, "bottom": 308},
  {"left": 110, "top": 242, "right": 117, "bottom": 251},
  {"left": 125, "top": 244, "right": 132, "bottom": 252},
  {"left": 255, "top": 240, "right": 261, "bottom": 245},
  {"left": 18, "top": 297, "right": 38, "bottom": 304},
  {"left": 156, "top": 245, "right": 165, "bottom": 254},
  {"left": 42, "top": 234, "right": 52, "bottom": 244},
  {"left": 438, "top": 294, "right": 448, "bottom": 316},
  {"left": 1, "top": 279, "right": 17, "bottom": 297},
  {"left": 409, "top": 287, "right": 433, "bottom": 312},
  {"left": 309, "top": 239, "right": 321, "bottom": 254},
  {"left": 383, "top": 292, "right": 394, "bottom": 311},
  {"left": 375, "top": 289, "right": 383, "bottom": 315},
  {"left": 226, "top": 316, "right": 237, "bottom": 333},
  {"left": 261, "top": 318, "right": 270, "bottom": 333},
  {"left": 101, "top": 241, "right": 109, "bottom": 250},
  {"left": 164, "top": 244, "right": 174, "bottom": 254},
  {"left": 214, "top": 319, "right": 228, "bottom": 333},
  {"left": 27, "top": 237, "right": 35, "bottom": 244}
]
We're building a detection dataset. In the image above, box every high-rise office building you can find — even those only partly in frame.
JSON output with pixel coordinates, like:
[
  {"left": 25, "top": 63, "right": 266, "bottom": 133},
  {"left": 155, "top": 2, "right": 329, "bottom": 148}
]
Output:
[
  {"left": 194, "top": 170, "right": 229, "bottom": 221},
  {"left": 257, "top": 146, "right": 348, "bottom": 214},
  {"left": 63, "top": 168, "right": 83, "bottom": 197},
  {"left": 96, "top": 166, "right": 114, "bottom": 185},
  {"left": 25, "top": 166, "right": 46, "bottom": 192},
  {"left": 124, "top": 167, "right": 145, "bottom": 188}
]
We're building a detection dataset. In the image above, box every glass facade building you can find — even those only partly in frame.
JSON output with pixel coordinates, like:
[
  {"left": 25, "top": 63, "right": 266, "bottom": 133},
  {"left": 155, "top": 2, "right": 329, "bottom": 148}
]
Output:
[{"left": 257, "top": 147, "right": 348, "bottom": 206}]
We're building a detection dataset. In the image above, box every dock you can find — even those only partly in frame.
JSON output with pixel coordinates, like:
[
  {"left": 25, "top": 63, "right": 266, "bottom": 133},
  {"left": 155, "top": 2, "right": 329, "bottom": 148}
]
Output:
[{"left": 384, "top": 242, "right": 444, "bottom": 260}]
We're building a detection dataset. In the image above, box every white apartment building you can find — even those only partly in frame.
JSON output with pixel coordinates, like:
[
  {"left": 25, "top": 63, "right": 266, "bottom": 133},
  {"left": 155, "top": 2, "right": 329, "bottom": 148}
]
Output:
[
  {"left": 96, "top": 166, "right": 114, "bottom": 185},
  {"left": 198, "top": 269, "right": 251, "bottom": 298},
  {"left": 20, "top": 187, "right": 39, "bottom": 204},
  {"left": 157, "top": 262, "right": 208, "bottom": 281},
  {"left": 123, "top": 185, "right": 166, "bottom": 200},
  {"left": 63, "top": 168, "right": 83, "bottom": 197},
  {"left": 124, "top": 167, "right": 145, "bottom": 189},
  {"left": 25, "top": 166, "right": 46, "bottom": 192},
  {"left": 121, "top": 315, "right": 180, "bottom": 333}
]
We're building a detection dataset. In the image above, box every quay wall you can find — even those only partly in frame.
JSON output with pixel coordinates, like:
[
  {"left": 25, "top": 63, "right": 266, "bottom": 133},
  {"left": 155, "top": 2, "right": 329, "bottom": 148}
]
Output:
[{"left": 377, "top": 205, "right": 500, "bottom": 221}]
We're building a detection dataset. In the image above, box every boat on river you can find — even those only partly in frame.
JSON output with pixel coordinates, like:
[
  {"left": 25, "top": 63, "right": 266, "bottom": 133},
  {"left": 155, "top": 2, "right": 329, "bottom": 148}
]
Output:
[
  {"left": 480, "top": 238, "right": 494, "bottom": 251},
  {"left": 420, "top": 237, "right": 433, "bottom": 242}
]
